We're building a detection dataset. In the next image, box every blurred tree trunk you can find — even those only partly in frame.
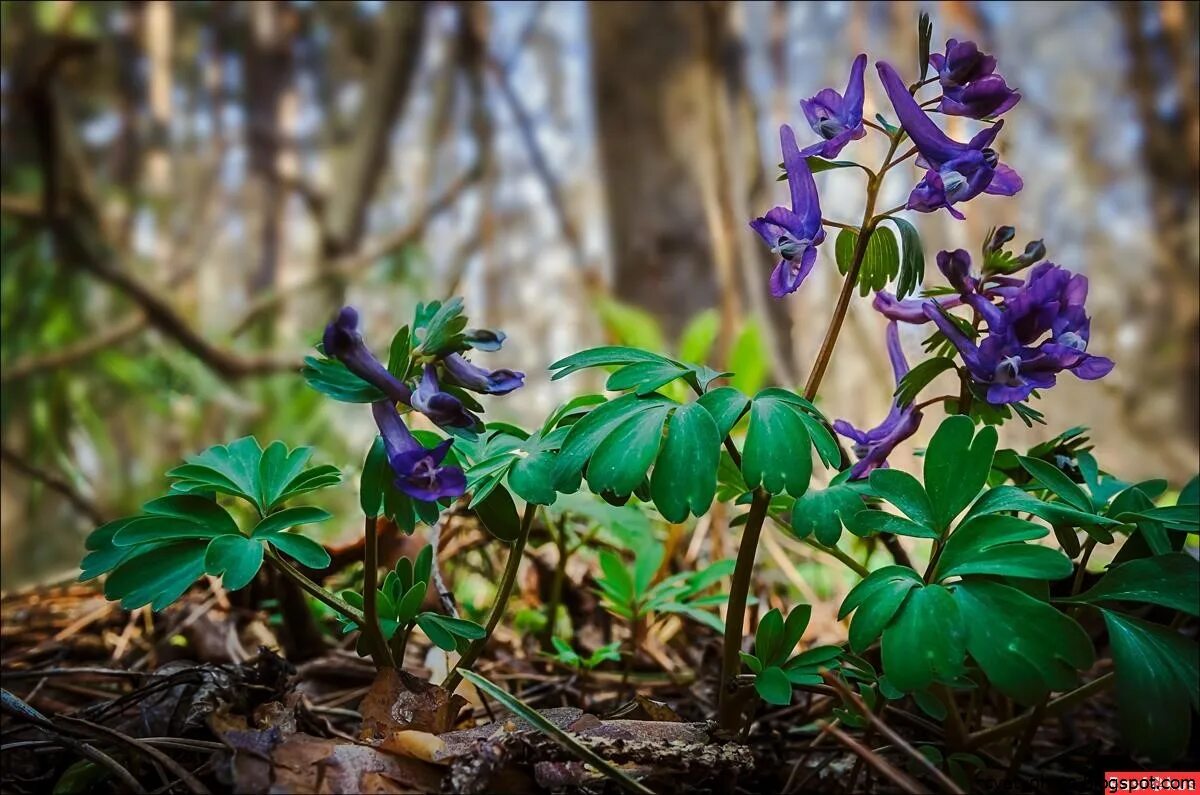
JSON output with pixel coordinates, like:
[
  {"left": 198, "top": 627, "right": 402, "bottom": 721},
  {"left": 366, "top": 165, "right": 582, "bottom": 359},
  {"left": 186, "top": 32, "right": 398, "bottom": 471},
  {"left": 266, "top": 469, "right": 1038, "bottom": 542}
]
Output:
[
  {"left": 1119, "top": 1, "right": 1200, "bottom": 446},
  {"left": 588, "top": 1, "right": 725, "bottom": 342}
]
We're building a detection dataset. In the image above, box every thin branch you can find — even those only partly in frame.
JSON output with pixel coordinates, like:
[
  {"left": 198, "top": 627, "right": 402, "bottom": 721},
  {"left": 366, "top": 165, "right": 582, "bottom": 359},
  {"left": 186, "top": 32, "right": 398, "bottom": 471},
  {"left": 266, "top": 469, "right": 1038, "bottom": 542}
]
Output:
[
  {"left": 817, "top": 720, "right": 926, "bottom": 795},
  {"left": 0, "top": 443, "right": 106, "bottom": 525},
  {"left": 229, "top": 166, "right": 481, "bottom": 335},
  {"left": 2, "top": 315, "right": 145, "bottom": 383},
  {"left": 823, "top": 671, "right": 965, "bottom": 794}
]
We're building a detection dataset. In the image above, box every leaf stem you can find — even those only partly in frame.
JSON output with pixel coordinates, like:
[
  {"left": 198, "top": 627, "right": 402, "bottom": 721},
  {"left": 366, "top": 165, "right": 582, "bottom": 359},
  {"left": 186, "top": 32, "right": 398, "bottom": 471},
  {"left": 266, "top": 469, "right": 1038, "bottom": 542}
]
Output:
[
  {"left": 717, "top": 488, "right": 772, "bottom": 732},
  {"left": 362, "top": 515, "right": 396, "bottom": 670},
  {"left": 264, "top": 547, "right": 364, "bottom": 625},
  {"left": 822, "top": 218, "right": 859, "bottom": 231},
  {"left": 444, "top": 501, "right": 536, "bottom": 691}
]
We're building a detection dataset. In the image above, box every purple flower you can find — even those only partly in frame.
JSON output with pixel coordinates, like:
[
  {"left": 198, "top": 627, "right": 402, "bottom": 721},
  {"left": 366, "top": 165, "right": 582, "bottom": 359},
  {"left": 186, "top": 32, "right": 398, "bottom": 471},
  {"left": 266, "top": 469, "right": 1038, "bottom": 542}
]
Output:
[
  {"left": 873, "top": 290, "right": 965, "bottom": 324},
  {"left": 371, "top": 401, "right": 465, "bottom": 501},
  {"left": 412, "top": 365, "right": 480, "bottom": 430},
  {"left": 751, "top": 125, "right": 826, "bottom": 297},
  {"left": 937, "top": 248, "right": 979, "bottom": 295},
  {"left": 463, "top": 328, "right": 506, "bottom": 352},
  {"left": 833, "top": 323, "right": 924, "bottom": 479},
  {"left": 930, "top": 39, "right": 1021, "bottom": 119},
  {"left": 442, "top": 353, "right": 525, "bottom": 395},
  {"left": 925, "top": 263, "right": 1114, "bottom": 404},
  {"left": 877, "top": 62, "right": 1022, "bottom": 219},
  {"left": 799, "top": 54, "right": 868, "bottom": 159},
  {"left": 323, "top": 307, "right": 413, "bottom": 404}
]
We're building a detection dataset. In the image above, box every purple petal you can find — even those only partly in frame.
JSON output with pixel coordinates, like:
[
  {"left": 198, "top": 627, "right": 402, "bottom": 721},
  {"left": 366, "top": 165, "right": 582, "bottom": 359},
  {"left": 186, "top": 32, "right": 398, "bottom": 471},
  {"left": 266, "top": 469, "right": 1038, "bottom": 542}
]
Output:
[
  {"left": 842, "top": 54, "right": 868, "bottom": 125},
  {"left": 780, "top": 125, "right": 822, "bottom": 228},
  {"left": 1070, "top": 354, "right": 1114, "bottom": 380},
  {"left": 984, "top": 163, "right": 1023, "bottom": 196},
  {"left": 884, "top": 321, "right": 910, "bottom": 381},
  {"left": 876, "top": 61, "right": 965, "bottom": 167}
]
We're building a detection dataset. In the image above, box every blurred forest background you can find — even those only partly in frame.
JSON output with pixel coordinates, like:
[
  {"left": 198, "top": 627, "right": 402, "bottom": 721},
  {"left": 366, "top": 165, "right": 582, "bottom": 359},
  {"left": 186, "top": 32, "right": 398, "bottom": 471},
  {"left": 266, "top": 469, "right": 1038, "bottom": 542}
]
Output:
[{"left": 1, "top": 0, "right": 1197, "bottom": 589}]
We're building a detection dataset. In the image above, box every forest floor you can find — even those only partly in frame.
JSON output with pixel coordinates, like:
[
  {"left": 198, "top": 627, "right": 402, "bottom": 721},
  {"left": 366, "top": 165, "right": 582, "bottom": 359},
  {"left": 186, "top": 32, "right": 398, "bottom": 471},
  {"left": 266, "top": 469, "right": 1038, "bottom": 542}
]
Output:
[{"left": 0, "top": 554, "right": 1181, "bottom": 794}]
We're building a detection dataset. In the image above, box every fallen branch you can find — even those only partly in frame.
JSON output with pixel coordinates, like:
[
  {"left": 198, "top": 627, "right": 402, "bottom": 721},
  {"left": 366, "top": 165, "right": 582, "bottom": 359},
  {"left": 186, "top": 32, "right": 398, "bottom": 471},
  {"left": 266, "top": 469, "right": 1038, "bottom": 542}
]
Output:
[{"left": 0, "top": 443, "right": 106, "bottom": 525}]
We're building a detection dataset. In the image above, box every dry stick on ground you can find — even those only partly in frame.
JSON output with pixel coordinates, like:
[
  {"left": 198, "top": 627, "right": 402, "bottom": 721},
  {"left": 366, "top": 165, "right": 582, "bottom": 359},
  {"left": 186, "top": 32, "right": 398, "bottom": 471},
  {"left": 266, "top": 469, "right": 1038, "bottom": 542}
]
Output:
[
  {"left": 822, "top": 671, "right": 965, "bottom": 795},
  {"left": 817, "top": 720, "right": 926, "bottom": 795},
  {"left": 56, "top": 715, "right": 210, "bottom": 795}
]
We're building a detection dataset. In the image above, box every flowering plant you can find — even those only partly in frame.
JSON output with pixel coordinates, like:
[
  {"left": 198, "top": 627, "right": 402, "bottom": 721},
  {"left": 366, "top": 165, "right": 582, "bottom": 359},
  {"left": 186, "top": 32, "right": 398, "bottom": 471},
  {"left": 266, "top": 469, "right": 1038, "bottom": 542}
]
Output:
[{"left": 79, "top": 13, "right": 1197, "bottom": 777}]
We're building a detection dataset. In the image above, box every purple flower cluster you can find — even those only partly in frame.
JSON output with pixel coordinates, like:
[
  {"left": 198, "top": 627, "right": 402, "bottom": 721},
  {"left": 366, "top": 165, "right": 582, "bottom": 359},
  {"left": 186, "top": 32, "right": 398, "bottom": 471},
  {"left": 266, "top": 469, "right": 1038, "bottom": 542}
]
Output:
[
  {"left": 751, "top": 39, "right": 1024, "bottom": 296},
  {"left": 926, "top": 258, "right": 1114, "bottom": 405},
  {"left": 323, "top": 307, "right": 524, "bottom": 501},
  {"left": 929, "top": 39, "right": 1021, "bottom": 119}
]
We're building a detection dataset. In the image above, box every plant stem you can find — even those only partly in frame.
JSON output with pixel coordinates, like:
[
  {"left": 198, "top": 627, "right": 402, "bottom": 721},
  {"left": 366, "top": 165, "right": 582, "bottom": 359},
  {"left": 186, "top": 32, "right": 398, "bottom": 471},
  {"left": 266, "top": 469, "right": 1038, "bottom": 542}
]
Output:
[
  {"left": 717, "top": 487, "right": 772, "bottom": 732},
  {"left": 822, "top": 218, "right": 859, "bottom": 231},
  {"left": 444, "top": 502, "right": 536, "bottom": 691},
  {"left": 264, "top": 548, "right": 364, "bottom": 625},
  {"left": 966, "top": 673, "right": 1115, "bottom": 749},
  {"left": 362, "top": 515, "right": 396, "bottom": 670},
  {"left": 717, "top": 130, "right": 906, "bottom": 736},
  {"left": 541, "top": 512, "right": 569, "bottom": 648}
]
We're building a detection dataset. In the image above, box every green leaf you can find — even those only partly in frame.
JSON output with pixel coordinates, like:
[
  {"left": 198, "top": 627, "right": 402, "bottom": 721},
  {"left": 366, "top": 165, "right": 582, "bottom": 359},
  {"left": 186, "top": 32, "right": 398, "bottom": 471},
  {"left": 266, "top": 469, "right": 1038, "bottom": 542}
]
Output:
[
  {"left": 678, "top": 310, "right": 720, "bottom": 365},
  {"left": 839, "top": 566, "right": 923, "bottom": 653},
  {"left": 742, "top": 391, "right": 813, "bottom": 497},
  {"left": 112, "top": 515, "right": 234, "bottom": 546},
  {"left": 935, "top": 515, "right": 1073, "bottom": 581},
  {"left": 783, "top": 605, "right": 813, "bottom": 651},
  {"left": 387, "top": 325, "right": 412, "bottom": 380},
  {"left": 696, "top": 386, "right": 750, "bottom": 438},
  {"left": 105, "top": 542, "right": 209, "bottom": 610},
  {"left": 755, "top": 608, "right": 786, "bottom": 665},
  {"left": 276, "top": 464, "right": 341, "bottom": 503},
  {"left": 414, "top": 544, "right": 433, "bottom": 587},
  {"left": 846, "top": 510, "right": 939, "bottom": 539},
  {"left": 549, "top": 346, "right": 672, "bottom": 381},
  {"left": 258, "top": 442, "right": 314, "bottom": 511},
  {"left": 553, "top": 394, "right": 669, "bottom": 491},
  {"left": 894, "top": 357, "right": 955, "bottom": 408},
  {"left": 888, "top": 216, "right": 925, "bottom": 299},
  {"left": 204, "top": 535, "right": 264, "bottom": 591},
  {"left": 755, "top": 666, "right": 793, "bottom": 705},
  {"left": 881, "top": 584, "right": 965, "bottom": 692},
  {"left": 266, "top": 532, "right": 331, "bottom": 569},
  {"left": 474, "top": 485, "right": 522, "bottom": 543},
  {"left": 416, "top": 613, "right": 457, "bottom": 651},
  {"left": 1067, "top": 553, "right": 1199, "bottom": 615},
  {"left": 142, "top": 495, "right": 240, "bottom": 535},
  {"left": 651, "top": 403, "right": 720, "bottom": 522},
  {"left": 869, "top": 469, "right": 934, "bottom": 527},
  {"left": 302, "top": 355, "right": 385, "bottom": 403},
  {"left": 458, "top": 670, "right": 655, "bottom": 795},
  {"left": 361, "top": 437, "right": 388, "bottom": 517},
  {"left": 250, "top": 506, "right": 332, "bottom": 538},
  {"left": 541, "top": 395, "right": 608, "bottom": 435},
  {"left": 835, "top": 227, "right": 901, "bottom": 296},
  {"left": 416, "top": 297, "right": 468, "bottom": 357},
  {"left": 924, "top": 416, "right": 997, "bottom": 530},
  {"left": 597, "top": 550, "right": 635, "bottom": 605},
  {"left": 791, "top": 477, "right": 867, "bottom": 545},
  {"left": 396, "top": 584, "right": 425, "bottom": 624},
  {"left": 1018, "top": 456, "right": 1093, "bottom": 513},
  {"left": 1101, "top": 609, "right": 1198, "bottom": 761},
  {"left": 805, "top": 157, "right": 861, "bottom": 174},
  {"left": 952, "top": 580, "right": 1093, "bottom": 704},
  {"left": 964, "top": 485, "right": 1121, "bottom": 530},
  {"left": 420, "top": 612, "right": 487, "bottom": 640},
  {"left": 585, "top": 404, "right": 670, "bottom": 499},
  {"left": 606, "top": 360, "right": 693, "bottom": 395}
]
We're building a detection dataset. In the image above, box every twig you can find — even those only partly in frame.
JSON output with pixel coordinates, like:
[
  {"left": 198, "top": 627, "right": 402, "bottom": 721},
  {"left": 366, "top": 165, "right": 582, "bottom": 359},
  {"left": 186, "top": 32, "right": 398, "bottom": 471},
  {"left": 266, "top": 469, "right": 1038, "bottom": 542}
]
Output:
[
  {"left": 0, "top": 444, "right": 105, "bottom": 524},
  {"left": 817, "top": 720, "right": 925, "bottom": 795},
  {"left": 966, "top": 673, "right": 1115, "bottom": 749},
  {"left": 57, "top": 715, "right": 210, "bottom": 795},
  {"left": 428, "top": 509, "right": 461, "bottom": 619},
  {"left": 822, "top": 671, "right": 965, "bottom": 794}
]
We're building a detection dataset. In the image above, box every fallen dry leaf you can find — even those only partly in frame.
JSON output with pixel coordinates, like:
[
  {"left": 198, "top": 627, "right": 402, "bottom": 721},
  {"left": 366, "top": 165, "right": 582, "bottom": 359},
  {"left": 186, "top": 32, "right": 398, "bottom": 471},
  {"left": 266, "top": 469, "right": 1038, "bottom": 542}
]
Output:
[{"left": 358, "top": 668, "right": 468, "bottom": 738}]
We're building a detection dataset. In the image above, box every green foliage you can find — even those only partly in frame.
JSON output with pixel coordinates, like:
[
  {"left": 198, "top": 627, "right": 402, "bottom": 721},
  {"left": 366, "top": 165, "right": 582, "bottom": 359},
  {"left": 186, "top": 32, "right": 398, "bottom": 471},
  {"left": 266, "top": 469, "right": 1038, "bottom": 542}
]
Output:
[
  {"left": 594, "top": 539, "right": 733, "bottom": 633},
  {"left": 894, "top": 356, "right": 955, "bottom": 407},
  {"left": 1101, "top": 610, "right": 1199, "bottom": 761},
  {"left": 302, "top": 355, "right": 384, "bottom": 403},
  {"left": 740, "top": 606, "right": 842, "bottom": 705},
  {"left": 80, "top": 439, "right": 338, "bottom": 609},
  {"left": 338, "top": 544, "right": 484, "bottom": 656},
  {"left": 545, "top": 638, "right": 623, "bottom": 671},
  {"left": 741, "top": 388, "right": 836, "bottom": 497},
  {"left": 835, "top": 226, "right": 901, "bottom": 297},
  {"left": 789, "top": 470, "right": 871, "bottom": 546}
]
